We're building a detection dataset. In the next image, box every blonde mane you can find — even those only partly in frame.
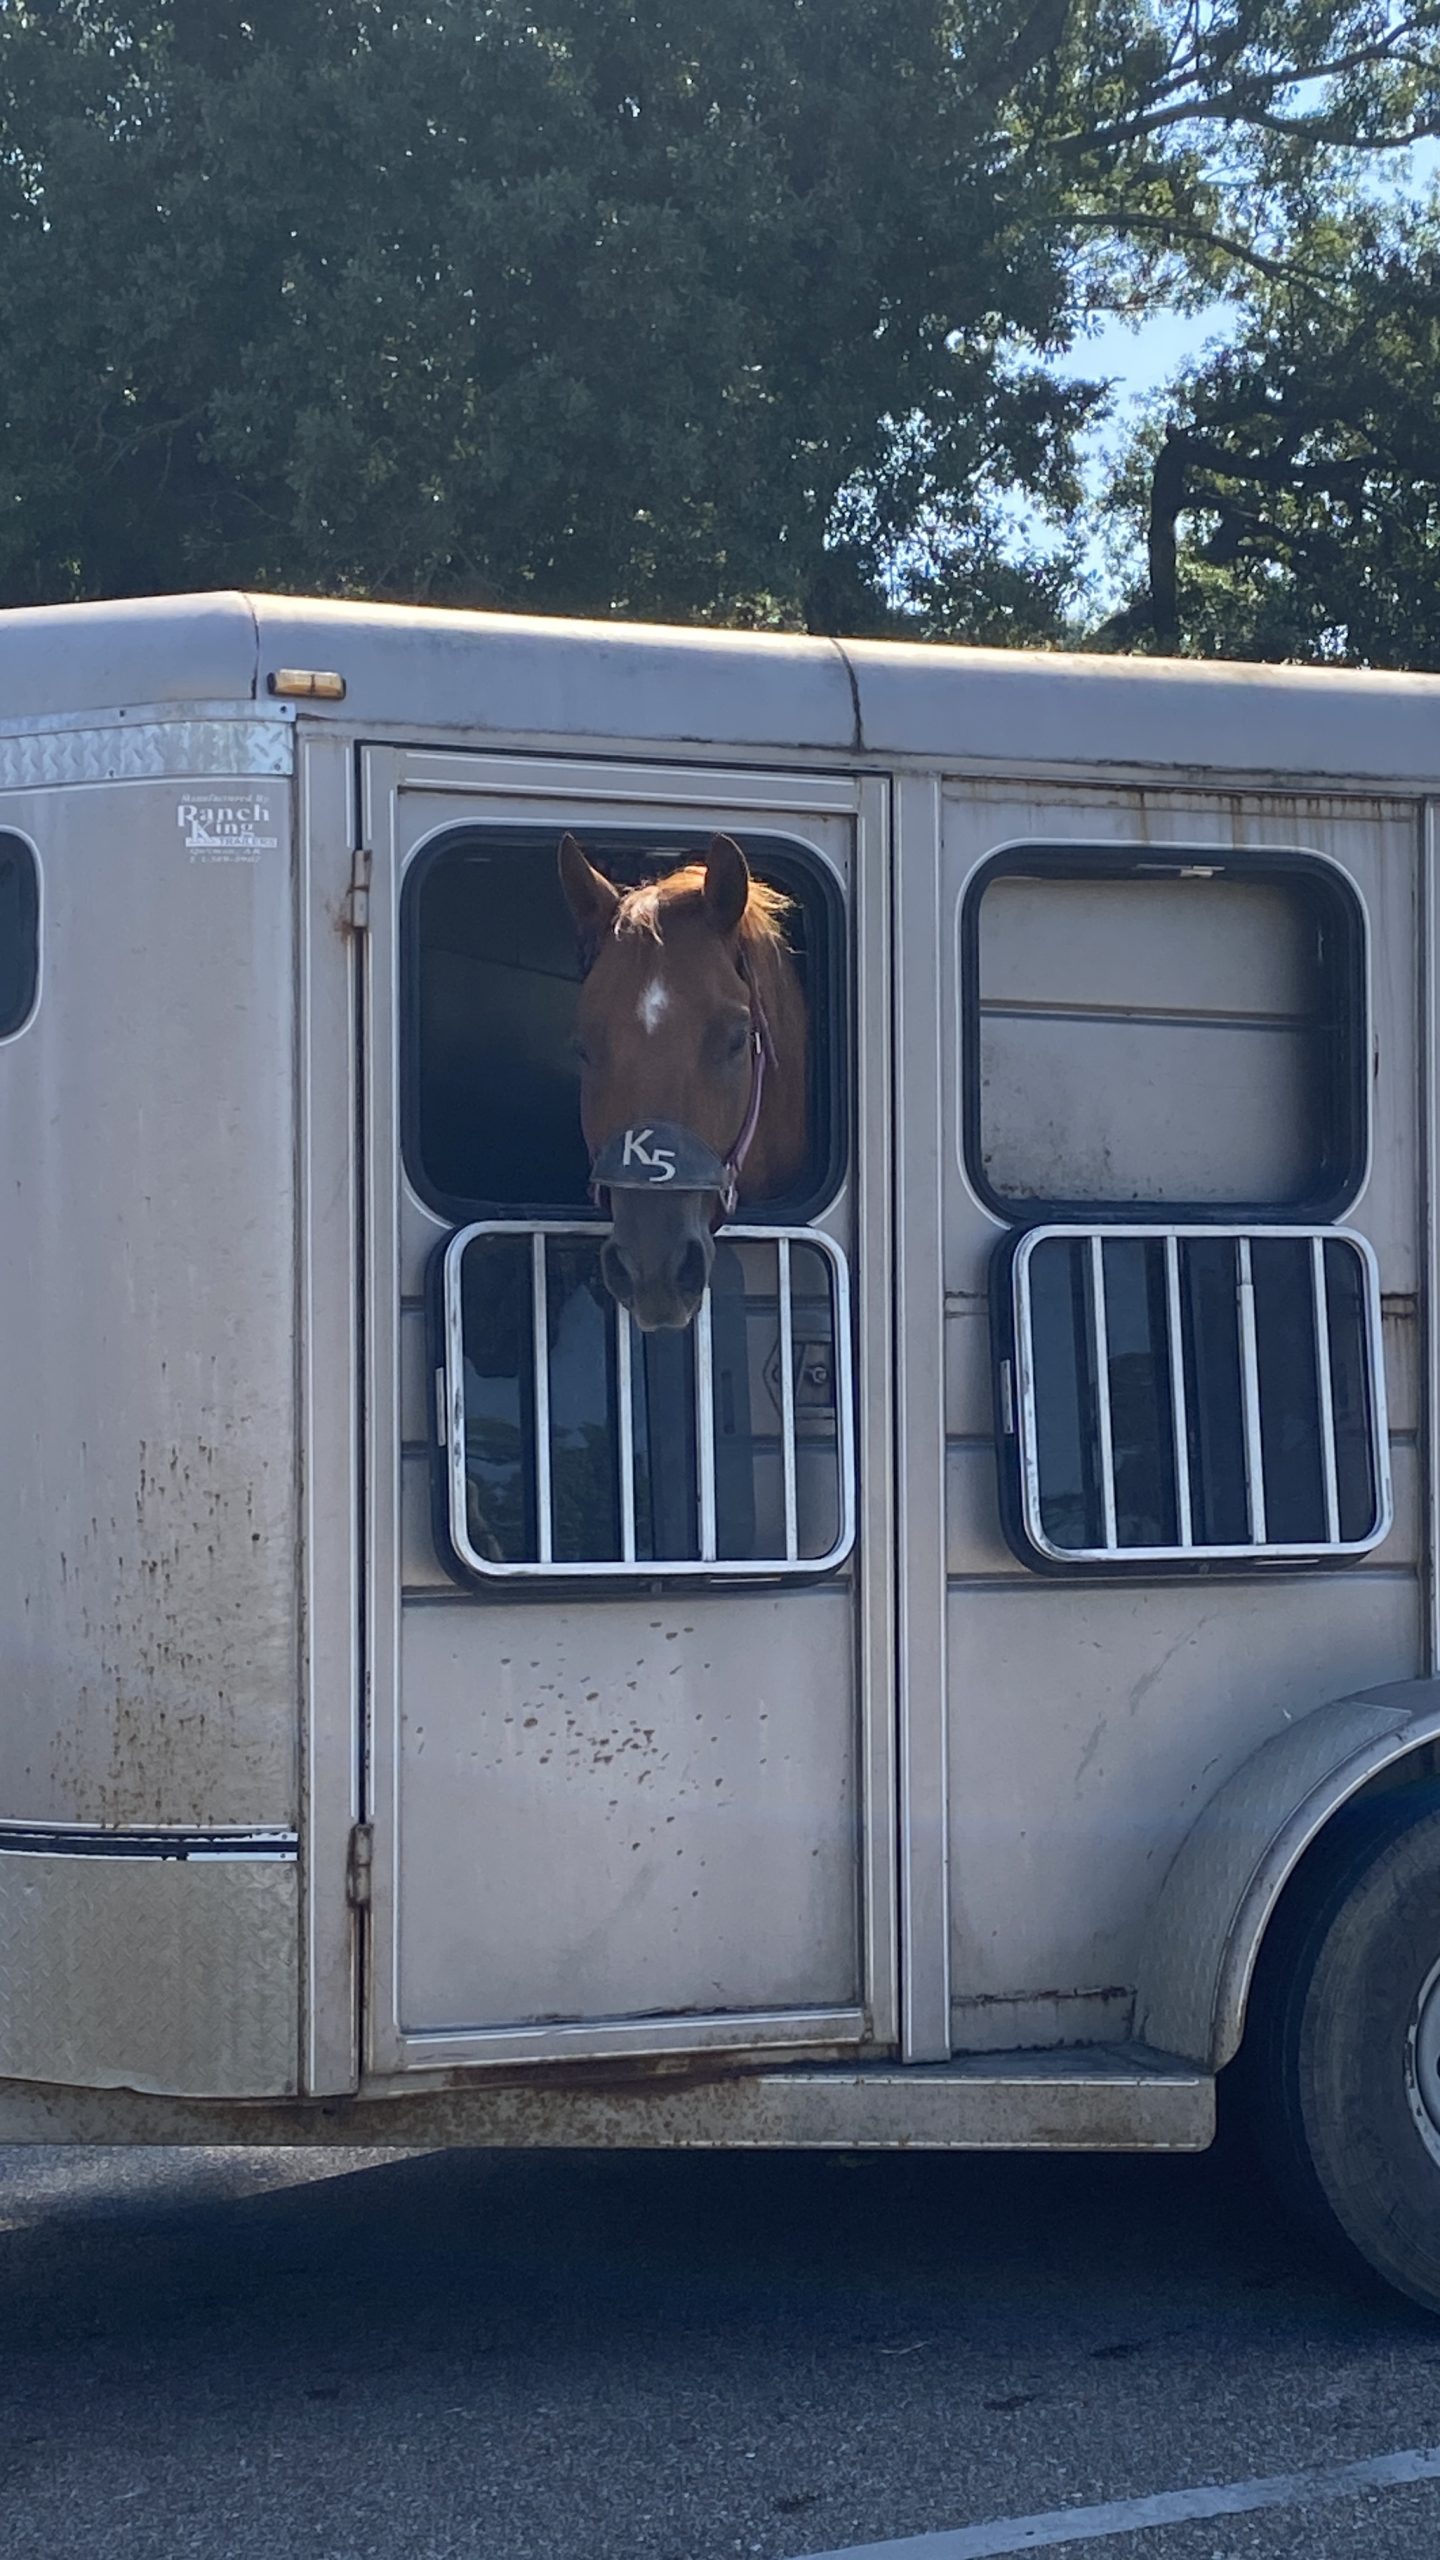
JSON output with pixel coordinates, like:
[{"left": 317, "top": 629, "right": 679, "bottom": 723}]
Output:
[{"left": 614, "top": 863, "right": 793, "bottom": 950}]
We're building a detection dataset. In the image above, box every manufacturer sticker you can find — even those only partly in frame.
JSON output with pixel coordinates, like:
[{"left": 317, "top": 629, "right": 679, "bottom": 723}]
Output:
[{"left": 178, "top": 794, "right": 280, "bottom": 863}]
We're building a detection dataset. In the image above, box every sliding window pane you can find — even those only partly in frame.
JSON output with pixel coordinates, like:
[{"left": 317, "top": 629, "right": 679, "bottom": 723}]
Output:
[
  {"left": 1027, "top": 1237, "right": 1103, "bottom": 1550},
  {"left": 1101, "top": 1238, "right": 1177, "bottom": 1547},
  {"left": 632, "top": 1329, "right": 698, "bottom": 1562},
  {"left": 546, "top": 1239, "right": 622, "bottom": 1564},
  {"left": 1179, "top": 1238, "right": 1249, "bottom": 1545},
  {"left": 458, "top": 1234, "right": 537, "bottom": 1563},
  {"left": 1250, "top": 1237, "right": 1327, "bottom": 1544},
  {"left": 790, "top": 1239, "right": 842, "bottom": 1561},
  {"left": 1324, "top": 1239, "right": 1380, "bottom": 1542}
]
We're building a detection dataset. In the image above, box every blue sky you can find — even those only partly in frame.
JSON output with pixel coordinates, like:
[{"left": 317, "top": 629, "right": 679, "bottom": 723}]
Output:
[{"left": 1039, "top": 302, "right": 1239, "bottom": 600}]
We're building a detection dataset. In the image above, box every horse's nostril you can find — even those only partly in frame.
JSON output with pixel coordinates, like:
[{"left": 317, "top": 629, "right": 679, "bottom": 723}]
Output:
[
  {"left": 601, "top": 1242, "right": 636, "bottom": 1307},
  {"left": 675, "top": 1239, "right": 709, "bottom": 1302}
]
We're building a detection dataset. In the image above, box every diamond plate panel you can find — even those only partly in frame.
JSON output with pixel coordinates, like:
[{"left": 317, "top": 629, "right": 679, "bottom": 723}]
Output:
[
  {"left": 0, "top": 718, "right": 293, "bottom": 791},
  {"left": 1136, "top": 1680, "right": 1440, "bottom": 2067},
  {"left": 0, "top": 1850, "right": 299, "bottom": 2097}
]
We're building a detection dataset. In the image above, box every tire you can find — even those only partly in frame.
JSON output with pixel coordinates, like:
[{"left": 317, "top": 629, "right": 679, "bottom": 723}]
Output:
[{"left": 1242, "top": 1787, "right": 1440, "bottom": 2314}]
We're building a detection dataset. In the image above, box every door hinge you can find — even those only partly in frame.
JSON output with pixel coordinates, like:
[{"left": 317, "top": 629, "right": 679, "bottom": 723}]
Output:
[
  {"left": 344, "top": 845, "right": 373, "bottom": 932},
  {"left": 346, "top": 1820, "right": 374, "bottom": 1910}
]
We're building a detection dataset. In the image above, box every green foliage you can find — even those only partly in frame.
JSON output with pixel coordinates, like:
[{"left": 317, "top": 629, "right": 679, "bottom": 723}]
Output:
[
  {"left": 1098, "top": 200, "right": 1440, "bottom": 664},
  {"left": 1, "top": 0, "right": 1437, "bottom": 639}
]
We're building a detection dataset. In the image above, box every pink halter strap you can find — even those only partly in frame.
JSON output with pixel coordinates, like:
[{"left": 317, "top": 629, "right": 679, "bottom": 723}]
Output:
[{"left": 718, "top": 972, "right": 777, "bottom": 1214}]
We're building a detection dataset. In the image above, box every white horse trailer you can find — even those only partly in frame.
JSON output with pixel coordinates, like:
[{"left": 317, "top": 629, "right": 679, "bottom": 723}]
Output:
[{"left": 4, "top": 591, "right": 1440, "bottom": 2305}]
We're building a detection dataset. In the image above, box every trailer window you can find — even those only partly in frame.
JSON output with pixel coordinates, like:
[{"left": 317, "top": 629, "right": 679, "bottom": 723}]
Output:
[
  {"left": 963, "top": 848, "right": 1366, "bottom": 1222},
  {"left": 0, "top": 834, "right": 38, "bottom": 1038},
  {"left": 994, "top": 1224, "right": 1390, "bottom": 1571},
  {"left": 402, "top": 828, "right": 844, "bottom": 1222},
  {"left": 433, "top": 1222, "right": 855, "bottom": 1585}
]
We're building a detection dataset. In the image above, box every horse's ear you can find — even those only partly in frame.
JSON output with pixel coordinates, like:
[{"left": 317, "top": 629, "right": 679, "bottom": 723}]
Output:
[
  {"left": 704, "top": 834, "right": 750, "bottom": 938},
  {"left": 558, "top": 834, "right": 620, "bottom": 953}
]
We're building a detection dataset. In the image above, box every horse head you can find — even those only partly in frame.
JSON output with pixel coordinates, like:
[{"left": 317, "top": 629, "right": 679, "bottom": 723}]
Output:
[{"left": 560, "top": 832, "right": 806, "bottom": 1331}]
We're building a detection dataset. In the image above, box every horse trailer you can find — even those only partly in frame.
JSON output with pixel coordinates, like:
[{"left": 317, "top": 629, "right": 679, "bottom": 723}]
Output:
[{"left": 4, "top": 589, "right": 1440, "bottom": 2308}]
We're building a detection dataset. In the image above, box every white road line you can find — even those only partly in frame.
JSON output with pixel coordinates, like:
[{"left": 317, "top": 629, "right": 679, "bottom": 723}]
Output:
[{"left": 795, "top": 2443, "right": 1440, "bottom": 2560}]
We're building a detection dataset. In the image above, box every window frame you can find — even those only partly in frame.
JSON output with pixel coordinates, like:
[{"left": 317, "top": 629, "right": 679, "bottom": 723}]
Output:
[
  {"left": 959, "top": 841, "right": 1370, "bottom": 1226},
  {"left": 400, "top": 822, "right": 850, "bottom": 1229},
  {"left": 428, "top": 1219, "right": 857, "bottom": 1593},
  {"left": 991, "top": 1220, "right": 1392, "bottom": 1577},
  {"left": 0, "top": 828, "right": 40, "bottom": 1044}
]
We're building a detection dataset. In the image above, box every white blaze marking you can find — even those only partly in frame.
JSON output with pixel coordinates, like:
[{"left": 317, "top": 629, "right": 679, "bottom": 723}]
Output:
[
  {"left": 638, "top": 978, "right": 669, "bottom": 1033},
  {"left": 794, "top": 2443, "right": 1440, "bottom": 2560}
]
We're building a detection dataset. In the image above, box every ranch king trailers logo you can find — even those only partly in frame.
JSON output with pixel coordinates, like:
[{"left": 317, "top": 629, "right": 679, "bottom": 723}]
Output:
[{"left": 177, "top": 794, "right": 280, "bottom": 863}]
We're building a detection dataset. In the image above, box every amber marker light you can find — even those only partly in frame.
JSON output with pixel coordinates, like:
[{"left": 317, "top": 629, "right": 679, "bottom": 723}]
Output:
[{"left": 266, "top": 668, "right": 347, "bottom": 700}]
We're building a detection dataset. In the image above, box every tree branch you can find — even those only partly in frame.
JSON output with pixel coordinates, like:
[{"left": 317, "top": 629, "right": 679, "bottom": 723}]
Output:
[
  {"left": 1069, "top": 24, "right": 1440, "bottom": 152},
  {"left": 1065, "top": 206, "right": 1322, "bottom": 287},
  {"left": 1144, "top": 425, "right": 1378, "bottom": 648}
]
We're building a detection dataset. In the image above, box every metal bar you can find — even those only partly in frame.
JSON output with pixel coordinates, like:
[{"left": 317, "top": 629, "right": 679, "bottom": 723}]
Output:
[
  {"left": 531, "top": 1232, "right": 552, "bottom": 1565},
  {"left": 1357, "top": 1234, "right": 1395, "bottom": 1547},
  {"left": 1164, "top": 1235, "right": 1193, "bottom": 1548},
  {"left": 1089, "top": 1235, "right": 1118, "bottom": 1549},
  {"left": 1236, "top": 1236, "right": 1267, "bottom": 1545},
  {"left": 777, "top": 1237, "right": 799, "bottom": 1562},
  {"left": 695, "top": 1287, "right": 717, "bottom": 1562},
  {"left": 615, "top": 1303, "right": 637, "bottom": 1565},
  {"left": 1311, "top": 1236, "right": 1341, "bottom": 1545}
]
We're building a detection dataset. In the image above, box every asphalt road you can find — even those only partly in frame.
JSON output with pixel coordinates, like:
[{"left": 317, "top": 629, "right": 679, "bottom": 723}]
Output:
[{"left": 3, "top": 2129, "right": 1440, "bottom": 2560}]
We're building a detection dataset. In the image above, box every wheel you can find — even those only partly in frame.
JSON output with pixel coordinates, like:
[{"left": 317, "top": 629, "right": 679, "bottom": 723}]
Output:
[{"left": 1242, "top": 1787, "right": 1440, "bottom": 2313}]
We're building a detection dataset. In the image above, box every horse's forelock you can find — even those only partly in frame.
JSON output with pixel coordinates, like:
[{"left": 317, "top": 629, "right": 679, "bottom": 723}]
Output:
[{"left": 613, "top": 863, "right": 793, "bottom": 952}]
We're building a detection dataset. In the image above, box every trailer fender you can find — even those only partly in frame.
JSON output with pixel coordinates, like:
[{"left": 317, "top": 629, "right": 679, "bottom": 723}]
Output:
[{"left": 1135, "top": 1680, "right": 1440, "bottom": 2071}]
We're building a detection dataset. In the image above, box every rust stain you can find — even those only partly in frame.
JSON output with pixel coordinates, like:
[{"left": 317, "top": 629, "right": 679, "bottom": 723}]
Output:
[{"left": 40, "top": 1429, "right": 296, "bottom": 1827}]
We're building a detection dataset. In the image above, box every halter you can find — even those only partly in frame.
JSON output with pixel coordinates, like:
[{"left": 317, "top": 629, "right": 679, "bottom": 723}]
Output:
[{"left": 588, "top": 968, "right": 777, "bottom": 1219}]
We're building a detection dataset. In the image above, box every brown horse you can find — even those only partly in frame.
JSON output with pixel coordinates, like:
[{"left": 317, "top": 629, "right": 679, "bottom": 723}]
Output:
[{"left": 559, "top": 833, "right": 807, "bottom": 1331}]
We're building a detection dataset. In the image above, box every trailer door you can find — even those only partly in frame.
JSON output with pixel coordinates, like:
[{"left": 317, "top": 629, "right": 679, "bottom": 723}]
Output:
[{"left": 359, "top": 750, "right": 894, "bottom": 2077}]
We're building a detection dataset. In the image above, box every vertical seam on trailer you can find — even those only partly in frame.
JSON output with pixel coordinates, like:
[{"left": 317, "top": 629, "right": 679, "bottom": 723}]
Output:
[
  {"left": 830, "top": 640, "right": 864, "bottom": 755},
  {"left": 241, "top": 589, "right": 262, "bottom": 703},
  {"left": 350, "top": 737, "right": 372, "bottom": 2074},
  {"left": 292, "top": 742, "right": 309, "bottom": 2093},
  {"left": 1414, "top": 803, "right": 1424, "bottom": 1679}
]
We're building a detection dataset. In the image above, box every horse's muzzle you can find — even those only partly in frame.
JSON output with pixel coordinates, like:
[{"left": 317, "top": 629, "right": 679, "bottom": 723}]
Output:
[{"left": 600, "top": 1188, "right": 717, "bottom": 1331}]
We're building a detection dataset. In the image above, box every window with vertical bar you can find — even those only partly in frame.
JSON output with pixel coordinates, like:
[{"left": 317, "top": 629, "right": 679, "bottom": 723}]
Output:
[
  {"left": 995, "top": 1225, "right": 1390, "bottom": 1570},
  {"left": 434, "top": 1223, "right": 855, "bottom": 1584}
]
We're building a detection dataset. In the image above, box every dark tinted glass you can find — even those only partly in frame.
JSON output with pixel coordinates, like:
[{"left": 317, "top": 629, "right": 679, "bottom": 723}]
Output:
[
  {"left": 1324, "top": 1238, "right": 1379, "bottom": 1542},
  {"left": 1250, "top": 1237, "right": 1327, "bottom": 1542},
  {"left": 630, "top": 1328, "right": 698, "bottom": 1563},
  {"left": 789, "top": 1238, "right": 843, "bottom": 1561},
  {"left": 0, "top": 834, "right": 38, "bottom": 1036},
  {"left": 1028, "top": 1237, "right": 1103, "bottom": 1550},
  {"left": 1016, "top": 1228, "right": 1382, "bottom": 1563},
  {"left": 453, "top": 1230, "right": 847, "bottom": 1574},
  {"left": 1179, "top": 1239, "right": 1250, "bottom": 1545},
  {"left": 458, "top": 1233, "right": 538, "bottom": 1564},
  {"left": 1102, "top": 1238, "right": 1177, "bottom": 1546},
  {"left": 546, "top": 1238, "right": 623, "bottom": 1564}
]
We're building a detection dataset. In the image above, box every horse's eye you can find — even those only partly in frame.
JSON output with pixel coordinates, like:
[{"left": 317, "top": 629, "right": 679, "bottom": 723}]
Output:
[{"left": 724, "top": 1022, "right": 750, "bottom": 1061}]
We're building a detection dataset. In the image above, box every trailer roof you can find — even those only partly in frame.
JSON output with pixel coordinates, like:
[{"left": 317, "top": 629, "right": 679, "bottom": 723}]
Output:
[{"left": 2, "top": 588, "right": 1439, "bottom": 787}]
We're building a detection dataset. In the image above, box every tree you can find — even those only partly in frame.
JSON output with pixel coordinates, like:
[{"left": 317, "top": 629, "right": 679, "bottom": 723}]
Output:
[
  {"left": 1, "top": 0, "right": 1437, "bottom": 631},
  {"left": 1095, "top": 197, "right": 1440, "bottom": 664}
]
